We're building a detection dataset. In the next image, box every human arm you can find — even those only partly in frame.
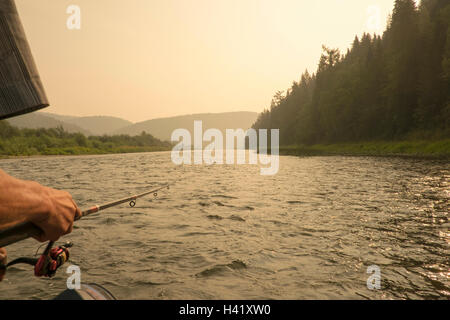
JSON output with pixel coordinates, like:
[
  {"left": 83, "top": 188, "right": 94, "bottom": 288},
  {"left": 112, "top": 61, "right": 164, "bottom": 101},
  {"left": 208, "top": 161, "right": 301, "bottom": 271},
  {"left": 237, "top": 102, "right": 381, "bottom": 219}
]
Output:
[{"left": 0, "top": 169, "right": 82, "bottom": 242}]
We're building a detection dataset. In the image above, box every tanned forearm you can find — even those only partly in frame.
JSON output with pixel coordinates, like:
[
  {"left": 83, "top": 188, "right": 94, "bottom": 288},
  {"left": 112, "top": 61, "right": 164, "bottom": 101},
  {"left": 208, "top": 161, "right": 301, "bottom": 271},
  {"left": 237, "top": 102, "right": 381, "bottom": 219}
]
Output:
[
  {"left": 0, "top": 170, "right": 50, "bottom": 229},
  {"left": 0, "top": 169, "right": 82, "bottom": 242},
  {"left": 0, "top": 169, "right": 82, "bottom": 281}
]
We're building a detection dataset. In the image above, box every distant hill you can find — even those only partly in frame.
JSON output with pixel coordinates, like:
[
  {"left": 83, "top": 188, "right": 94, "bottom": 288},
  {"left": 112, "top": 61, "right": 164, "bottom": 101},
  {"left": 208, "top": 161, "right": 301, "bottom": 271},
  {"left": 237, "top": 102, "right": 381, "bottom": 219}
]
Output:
[
  {"left": 42, "top": 113, "right": 133, "bottom": 136},
  {"left": 7, "top": 113, "right": 92, "bottom": 135},
  {"left": 6, "top": 111, "right": 258, "bottom": 140},
  {"left": 114, "top": 112, "right": 259, "bottom": 141}
]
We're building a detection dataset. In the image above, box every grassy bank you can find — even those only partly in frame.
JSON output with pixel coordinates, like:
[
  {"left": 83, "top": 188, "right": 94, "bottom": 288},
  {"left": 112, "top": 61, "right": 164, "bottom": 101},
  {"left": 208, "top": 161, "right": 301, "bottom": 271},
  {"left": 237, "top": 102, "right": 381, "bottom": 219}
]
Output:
[
  {"left": 0, "top": 121, "right": 172, "bottom": 158},
  {"left": 0, "top": 146, "right": 171, "bottom": 159},
  {"left": 278, "top": 140, "right": 450, "bottom": 159}
]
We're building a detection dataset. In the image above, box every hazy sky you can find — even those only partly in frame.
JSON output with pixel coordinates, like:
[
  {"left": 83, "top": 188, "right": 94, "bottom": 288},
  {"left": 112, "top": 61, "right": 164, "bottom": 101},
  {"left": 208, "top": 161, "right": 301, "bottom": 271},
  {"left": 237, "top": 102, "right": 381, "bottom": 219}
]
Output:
[{"left": 15, "top": 0, "right": 399, "bottom": 122}]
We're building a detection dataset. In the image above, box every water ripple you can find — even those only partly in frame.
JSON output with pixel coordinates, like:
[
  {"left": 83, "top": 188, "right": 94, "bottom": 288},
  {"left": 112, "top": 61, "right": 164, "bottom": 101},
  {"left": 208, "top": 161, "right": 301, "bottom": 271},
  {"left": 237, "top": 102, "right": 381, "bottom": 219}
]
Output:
[{"left": 0, "top": 153, "right": 448, "bottom": 299}]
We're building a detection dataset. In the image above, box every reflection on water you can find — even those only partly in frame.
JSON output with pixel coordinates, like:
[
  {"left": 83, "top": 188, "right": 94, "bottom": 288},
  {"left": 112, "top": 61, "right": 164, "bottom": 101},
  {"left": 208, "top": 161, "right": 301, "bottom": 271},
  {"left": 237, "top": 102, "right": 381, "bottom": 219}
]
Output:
[{"left": 0, "top": 152, "right": 448, "bottom": 299}]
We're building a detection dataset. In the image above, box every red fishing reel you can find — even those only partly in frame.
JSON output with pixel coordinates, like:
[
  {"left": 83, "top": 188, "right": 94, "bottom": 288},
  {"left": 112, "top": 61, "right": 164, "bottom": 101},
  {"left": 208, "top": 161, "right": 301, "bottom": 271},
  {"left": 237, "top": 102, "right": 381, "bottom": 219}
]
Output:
[
  {"left": 5, "top": 241, "right": 73, "bottom": 278},
  {"left": 34, "top": 241, "right": 72, "bottom": 277}
]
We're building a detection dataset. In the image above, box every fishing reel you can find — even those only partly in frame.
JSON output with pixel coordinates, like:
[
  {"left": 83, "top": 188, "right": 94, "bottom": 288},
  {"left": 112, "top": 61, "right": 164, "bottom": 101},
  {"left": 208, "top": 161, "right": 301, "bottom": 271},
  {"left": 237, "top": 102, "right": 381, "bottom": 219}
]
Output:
[{"left": 4, "top": 241, "right": 73, "bottom": 278}]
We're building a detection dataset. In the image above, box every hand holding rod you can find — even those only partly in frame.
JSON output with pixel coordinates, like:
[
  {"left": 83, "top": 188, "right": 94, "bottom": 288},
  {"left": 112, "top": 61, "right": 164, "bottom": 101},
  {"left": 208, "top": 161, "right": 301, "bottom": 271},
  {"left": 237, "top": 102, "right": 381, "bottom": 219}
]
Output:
[{"left": 0, "top": 184, "right": 170, "bottom": 248}]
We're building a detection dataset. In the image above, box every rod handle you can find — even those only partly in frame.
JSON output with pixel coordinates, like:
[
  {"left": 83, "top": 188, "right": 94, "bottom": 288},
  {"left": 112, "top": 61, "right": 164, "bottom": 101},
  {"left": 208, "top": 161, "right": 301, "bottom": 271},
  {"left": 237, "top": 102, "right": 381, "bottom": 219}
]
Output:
[{"left": 0, "top": 222, "right": 42, "bottom": 248}]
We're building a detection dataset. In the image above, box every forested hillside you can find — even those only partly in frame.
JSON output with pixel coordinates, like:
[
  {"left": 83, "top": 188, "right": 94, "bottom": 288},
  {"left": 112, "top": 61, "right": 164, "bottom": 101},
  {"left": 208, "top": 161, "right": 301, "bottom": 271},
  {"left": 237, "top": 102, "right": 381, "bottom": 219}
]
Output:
[
  {"left": 7, "top": 113, "right": 92, "bottom": 135},
  {"left": 41, "top": 113, "right": 133, "bottom": 136},
  {"left": 253, "top": 0, "right": 450, "bottom": 145}
]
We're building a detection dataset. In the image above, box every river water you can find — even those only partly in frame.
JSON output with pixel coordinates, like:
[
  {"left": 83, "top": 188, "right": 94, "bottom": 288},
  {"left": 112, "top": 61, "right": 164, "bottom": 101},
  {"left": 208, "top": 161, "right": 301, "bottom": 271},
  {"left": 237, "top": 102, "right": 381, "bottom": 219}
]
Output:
[{"left": 0, "top": 152, "right": 448, "bottom": 300}]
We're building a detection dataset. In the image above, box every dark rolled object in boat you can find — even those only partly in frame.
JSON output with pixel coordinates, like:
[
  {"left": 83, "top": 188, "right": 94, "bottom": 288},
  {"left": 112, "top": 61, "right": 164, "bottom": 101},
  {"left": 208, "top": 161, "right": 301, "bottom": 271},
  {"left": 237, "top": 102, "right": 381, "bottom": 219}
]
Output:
[{"left": 54, "top": 283, "right": 117, "bottom": 300}]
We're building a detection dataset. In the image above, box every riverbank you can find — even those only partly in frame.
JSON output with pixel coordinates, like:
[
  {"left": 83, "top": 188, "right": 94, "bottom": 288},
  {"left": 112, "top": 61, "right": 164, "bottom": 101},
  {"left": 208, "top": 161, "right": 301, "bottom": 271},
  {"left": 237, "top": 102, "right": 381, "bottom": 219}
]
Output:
[
  {"left": 278, "top": 140, "right": 450, "bottom": 159},
  {"left": 0, "top": 121, "right": 173, "bottom": 158},
  {"left": 0, "top": 146, "right": 172, "bottom": 159}
]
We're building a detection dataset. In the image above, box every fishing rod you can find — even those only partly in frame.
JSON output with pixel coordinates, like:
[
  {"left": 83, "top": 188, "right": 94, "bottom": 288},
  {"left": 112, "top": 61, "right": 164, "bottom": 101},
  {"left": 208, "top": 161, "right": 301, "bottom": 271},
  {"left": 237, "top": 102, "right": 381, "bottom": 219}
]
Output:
[
  {"left": 0, "top": 184, "right": 171, "bottom": 248},
  {"left": 0, "top": 183, "right": 171, "bottom": 277}
]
